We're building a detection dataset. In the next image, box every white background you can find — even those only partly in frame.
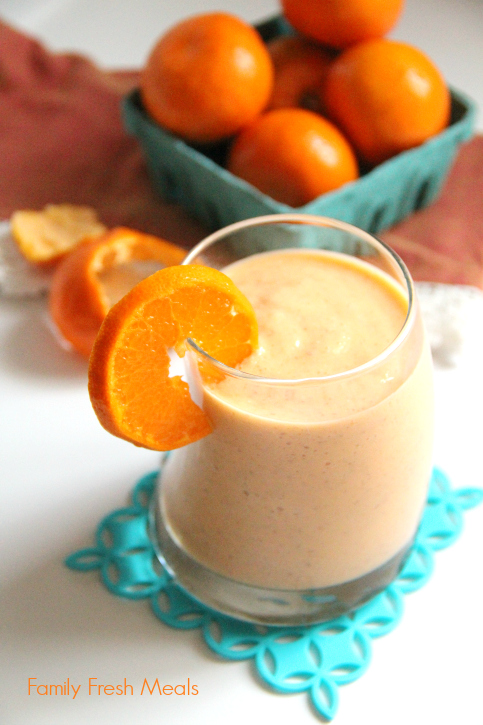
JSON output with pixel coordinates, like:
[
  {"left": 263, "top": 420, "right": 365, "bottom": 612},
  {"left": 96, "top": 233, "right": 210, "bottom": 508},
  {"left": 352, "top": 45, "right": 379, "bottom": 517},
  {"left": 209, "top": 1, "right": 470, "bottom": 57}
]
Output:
[{"left": 1, "top": 1, "right": 483, "bottom": 724}]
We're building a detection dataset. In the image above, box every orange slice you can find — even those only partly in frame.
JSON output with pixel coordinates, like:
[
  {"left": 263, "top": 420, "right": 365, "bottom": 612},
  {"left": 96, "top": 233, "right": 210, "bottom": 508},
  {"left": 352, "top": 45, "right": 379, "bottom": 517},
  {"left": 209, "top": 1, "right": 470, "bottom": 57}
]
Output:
[
  {"left": 88, "top": 264, "right": 258, "bottom": 451},
  {"left": 49, "top": 227, "right": 187, "bottom": 357},
  {"left": 11, "top": 204, "right": 107, "bottom": 265}
]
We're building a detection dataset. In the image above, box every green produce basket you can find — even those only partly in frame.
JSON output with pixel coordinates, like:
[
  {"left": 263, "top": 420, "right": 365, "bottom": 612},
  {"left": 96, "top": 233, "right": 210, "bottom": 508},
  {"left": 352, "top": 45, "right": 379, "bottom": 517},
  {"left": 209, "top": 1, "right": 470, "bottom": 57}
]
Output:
[{"left": 123, "top": 18, "right": 477, "bottom": 235}]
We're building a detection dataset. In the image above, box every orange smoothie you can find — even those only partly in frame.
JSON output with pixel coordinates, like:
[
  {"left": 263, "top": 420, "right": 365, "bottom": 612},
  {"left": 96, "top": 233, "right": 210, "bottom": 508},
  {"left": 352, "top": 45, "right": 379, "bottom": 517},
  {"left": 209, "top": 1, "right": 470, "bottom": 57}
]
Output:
[{"left": 160, "top": 248, "right": 434, "bottom": 590}]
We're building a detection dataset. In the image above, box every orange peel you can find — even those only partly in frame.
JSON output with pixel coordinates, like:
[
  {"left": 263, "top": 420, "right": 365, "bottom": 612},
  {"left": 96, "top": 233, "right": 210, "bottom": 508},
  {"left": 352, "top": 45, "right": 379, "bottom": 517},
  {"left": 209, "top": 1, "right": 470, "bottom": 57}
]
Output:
[
  {"left": 49, "top": 227, "right": 187, "bottom": 357},
  {"left": 11, "top": 204, "right": 107, "bottom": 265}
]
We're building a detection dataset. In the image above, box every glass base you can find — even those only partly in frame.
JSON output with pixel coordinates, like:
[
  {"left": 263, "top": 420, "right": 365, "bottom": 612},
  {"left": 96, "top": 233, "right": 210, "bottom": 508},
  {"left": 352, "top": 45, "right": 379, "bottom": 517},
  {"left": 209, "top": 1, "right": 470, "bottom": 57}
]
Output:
[{"left": 149, "top": 482, "right": 413, "bottom": 627}]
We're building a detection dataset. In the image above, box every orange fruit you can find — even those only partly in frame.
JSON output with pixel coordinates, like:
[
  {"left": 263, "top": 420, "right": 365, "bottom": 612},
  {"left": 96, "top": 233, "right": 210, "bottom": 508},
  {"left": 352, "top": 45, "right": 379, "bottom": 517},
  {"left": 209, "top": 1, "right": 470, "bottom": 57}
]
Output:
[
  {"left": 281, "top": 0, "right": 405, "bottom": 49},
  {"left": 49, "top": 227, "right": 186, "bottom": 357},
  {"left": 324, "top": 39, "right": 451, "bottom": 165},
  {"left": 140, "top": 12, "right": 274, "bottom": 144},
  {"left": 88, "top": 265, "right": 258, "bottom": 451},
  {"left": 266, "top": 35, "right": 333, "bottom": 113},
  {"left": 11, "top": 204, "right": 106, "bottom": 265},
  {"left": 227, "top": 108, "right": 359, "bottom": 207}
]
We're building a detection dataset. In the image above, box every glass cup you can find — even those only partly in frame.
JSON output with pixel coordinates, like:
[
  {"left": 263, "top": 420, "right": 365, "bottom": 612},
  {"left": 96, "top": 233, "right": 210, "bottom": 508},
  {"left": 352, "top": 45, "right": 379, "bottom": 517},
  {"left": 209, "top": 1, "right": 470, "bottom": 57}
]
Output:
[{"left": 150, "top": 214, "right": 434, "bottom": 626}]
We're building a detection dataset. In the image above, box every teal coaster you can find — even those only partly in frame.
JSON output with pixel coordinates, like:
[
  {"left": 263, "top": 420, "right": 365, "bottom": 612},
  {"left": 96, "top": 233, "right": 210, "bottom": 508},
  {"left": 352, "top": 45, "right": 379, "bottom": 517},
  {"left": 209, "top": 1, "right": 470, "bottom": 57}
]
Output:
[{"left": 66, "top": 468, "right": 482, "bottom": 721}]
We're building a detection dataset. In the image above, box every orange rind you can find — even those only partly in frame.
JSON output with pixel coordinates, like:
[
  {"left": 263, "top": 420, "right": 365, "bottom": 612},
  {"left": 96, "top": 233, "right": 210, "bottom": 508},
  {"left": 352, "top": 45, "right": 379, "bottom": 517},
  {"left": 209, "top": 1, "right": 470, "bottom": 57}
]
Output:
[
  {"left": 88, "top": 264, "right": 258, "bottom": 451},
  {"left": 11, "top": 204, "right": 107, "bottom": 265},
  {"left": 49, "top": 227, "right": 187, "bottom": 357}
]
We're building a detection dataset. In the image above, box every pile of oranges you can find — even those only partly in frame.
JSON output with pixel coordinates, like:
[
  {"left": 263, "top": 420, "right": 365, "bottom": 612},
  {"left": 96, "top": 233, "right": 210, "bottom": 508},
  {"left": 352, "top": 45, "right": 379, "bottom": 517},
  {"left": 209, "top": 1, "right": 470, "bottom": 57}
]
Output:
[{"left": 140, "top": 0, "right": 451, "bottom": 207}]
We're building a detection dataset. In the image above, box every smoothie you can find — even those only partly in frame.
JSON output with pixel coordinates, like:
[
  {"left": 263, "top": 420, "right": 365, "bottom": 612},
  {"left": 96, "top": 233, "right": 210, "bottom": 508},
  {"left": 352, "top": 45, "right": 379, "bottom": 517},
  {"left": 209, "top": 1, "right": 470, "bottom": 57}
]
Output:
[{"left": 159, "top": 248, "right": 434, "bottom": 591}]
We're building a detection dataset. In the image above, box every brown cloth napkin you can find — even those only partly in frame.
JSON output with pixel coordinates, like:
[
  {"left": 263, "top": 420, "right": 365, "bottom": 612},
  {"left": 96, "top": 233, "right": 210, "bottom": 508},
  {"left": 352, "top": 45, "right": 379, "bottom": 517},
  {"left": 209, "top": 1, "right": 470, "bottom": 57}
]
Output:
[
  {"left": 0, "top": 20, "right": 481, "bottom": 285},
  {"left": 0, "top": 20, "right": 205, "bottom": 249},
  {"left": 381, "top": 135, "right": 483, "bottom": 288}
]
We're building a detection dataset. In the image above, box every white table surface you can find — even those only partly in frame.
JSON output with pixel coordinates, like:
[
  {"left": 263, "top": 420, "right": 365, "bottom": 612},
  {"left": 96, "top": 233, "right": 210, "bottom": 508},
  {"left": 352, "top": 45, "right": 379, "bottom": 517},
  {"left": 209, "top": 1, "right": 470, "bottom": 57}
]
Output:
[{"left": 1, "top": 1, "right": 483, "bottom": 724}]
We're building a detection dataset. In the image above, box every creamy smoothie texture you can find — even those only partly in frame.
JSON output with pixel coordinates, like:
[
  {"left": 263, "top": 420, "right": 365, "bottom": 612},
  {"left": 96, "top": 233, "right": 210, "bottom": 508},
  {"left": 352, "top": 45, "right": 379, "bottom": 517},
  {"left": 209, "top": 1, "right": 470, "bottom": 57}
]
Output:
[
  {"left": 161, "top": 249, "right": 434, "bottom": 590},
  {"left": 228, "top": 249, "right": 407, "bottom": 379}
]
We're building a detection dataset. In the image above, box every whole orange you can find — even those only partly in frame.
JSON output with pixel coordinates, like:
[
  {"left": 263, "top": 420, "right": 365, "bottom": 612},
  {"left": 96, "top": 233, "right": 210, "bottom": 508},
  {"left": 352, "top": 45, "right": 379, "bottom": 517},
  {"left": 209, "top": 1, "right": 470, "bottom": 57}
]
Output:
[
  {"left": 281, "top": 0, "right": 405, "bottom": 49},
  {"left": 324, "top": 39, "right": 451, "bottom": 165},
  {"left": 140, "top": 12, "right": 274, "bottom": 144},
  {"left": 266, "top": 35, "right": 333, "bottom": 114},
  {"left": 227, "top": 108, "right": 359, "bottom": 207}
]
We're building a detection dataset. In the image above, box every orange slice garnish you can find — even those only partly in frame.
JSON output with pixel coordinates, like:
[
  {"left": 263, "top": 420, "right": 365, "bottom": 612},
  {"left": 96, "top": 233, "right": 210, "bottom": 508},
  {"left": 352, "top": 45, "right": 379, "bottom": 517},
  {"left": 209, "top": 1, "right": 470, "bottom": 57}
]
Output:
[
  {"left": 49, "top": 227, "right": 187, "bottom": 357},
  {"left": 11, "top": 204, "right": 107, "bottom": 265},
  {"left": 88, "top": 264, "right": 258, "bottom": 451}
]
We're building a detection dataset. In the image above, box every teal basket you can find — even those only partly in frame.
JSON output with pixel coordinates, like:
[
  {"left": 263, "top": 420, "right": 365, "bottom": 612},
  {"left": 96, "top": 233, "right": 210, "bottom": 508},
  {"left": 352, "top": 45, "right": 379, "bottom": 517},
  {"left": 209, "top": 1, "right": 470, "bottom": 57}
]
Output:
[{"left": 123, "top": 18, "right": 477, "bottom": 235}]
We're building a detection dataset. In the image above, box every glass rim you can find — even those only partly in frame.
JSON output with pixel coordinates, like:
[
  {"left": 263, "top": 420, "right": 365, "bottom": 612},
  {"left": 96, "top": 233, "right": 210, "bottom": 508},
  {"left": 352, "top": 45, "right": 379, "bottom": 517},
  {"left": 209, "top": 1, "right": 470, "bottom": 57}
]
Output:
[{"left": 182, "top": 213, "right": 415, "bottom": 386}]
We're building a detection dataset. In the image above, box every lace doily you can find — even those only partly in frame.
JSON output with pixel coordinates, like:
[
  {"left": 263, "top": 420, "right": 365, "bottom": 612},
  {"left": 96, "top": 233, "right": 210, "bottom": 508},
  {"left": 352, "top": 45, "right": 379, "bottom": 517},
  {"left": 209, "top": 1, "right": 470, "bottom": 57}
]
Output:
[
  {"left": 0, "top": 220, "right": 54, "bottom": 297},
  {"left": 66, "top": 467, "right": 482, "bottom": 721},
  {"left": 415, "top": 281, "right": 483, "bottom": 366}
]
